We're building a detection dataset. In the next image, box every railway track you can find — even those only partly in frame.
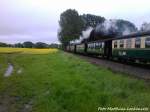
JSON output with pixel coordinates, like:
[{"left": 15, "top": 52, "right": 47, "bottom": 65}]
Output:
[{"left": 70, "top": 52, "right": 150, "bottom": 81}]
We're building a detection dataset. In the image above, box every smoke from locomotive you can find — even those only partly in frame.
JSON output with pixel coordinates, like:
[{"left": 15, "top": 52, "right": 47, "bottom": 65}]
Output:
[
  {"left": 80, "top": 19, "right": 138, "bottom": 43},
  {"left": 82, "top": 27, "right": 93, "bottom": 39}
]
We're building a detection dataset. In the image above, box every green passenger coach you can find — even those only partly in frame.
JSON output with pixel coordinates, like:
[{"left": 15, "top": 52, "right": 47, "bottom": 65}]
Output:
[
  {"left": 76, "top": 44, "right": 85, "bottom": 53},
  {"left": 66, "top": 31, "right": 150, "bottom": 64},
  {"left": 87, "top": 42, "right": 105, "bottom": 55},
  {"left": 112, "top": 35, "right": 150, "bottom": 62}
]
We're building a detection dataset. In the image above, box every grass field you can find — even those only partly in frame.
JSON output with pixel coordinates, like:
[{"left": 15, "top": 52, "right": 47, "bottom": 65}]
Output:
[{"left": 0, "top": 48, "right": 150, "bottom": 112}]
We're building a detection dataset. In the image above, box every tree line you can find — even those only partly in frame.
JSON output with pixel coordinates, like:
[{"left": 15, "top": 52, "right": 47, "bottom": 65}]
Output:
[{"left": 0, "top": 41, "right": 60, "bottom": 48}]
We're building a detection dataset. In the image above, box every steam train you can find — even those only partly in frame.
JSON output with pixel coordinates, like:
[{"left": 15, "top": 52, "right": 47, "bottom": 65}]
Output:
[{"left": 66, "top": 31, "right": 150, "bottom": 64}]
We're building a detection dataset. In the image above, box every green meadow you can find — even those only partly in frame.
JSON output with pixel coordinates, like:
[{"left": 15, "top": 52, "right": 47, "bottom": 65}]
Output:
[{"left": 0, "top": 48, "right": 150, "bottom": 112}]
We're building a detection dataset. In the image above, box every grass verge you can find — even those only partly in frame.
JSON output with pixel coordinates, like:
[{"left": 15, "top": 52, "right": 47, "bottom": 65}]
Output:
[{"left": 0, "top": 50, "right": 150, "bottom": 112}]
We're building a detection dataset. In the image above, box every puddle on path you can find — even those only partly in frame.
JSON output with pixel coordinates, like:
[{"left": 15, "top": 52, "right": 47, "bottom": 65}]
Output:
[{"left": 4, "top": 63, "right": 14, "bottom": 77}]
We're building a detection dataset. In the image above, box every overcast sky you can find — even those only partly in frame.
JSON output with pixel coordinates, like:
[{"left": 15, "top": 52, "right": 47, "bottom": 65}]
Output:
[{"left": 0, "top": 0, "right": 150, "bottom": 44}]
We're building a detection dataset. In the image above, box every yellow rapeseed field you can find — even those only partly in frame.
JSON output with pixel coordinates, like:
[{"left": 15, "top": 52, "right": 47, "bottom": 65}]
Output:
[{"left": 0, "top": 47, "right": 58, "bottom": 54}]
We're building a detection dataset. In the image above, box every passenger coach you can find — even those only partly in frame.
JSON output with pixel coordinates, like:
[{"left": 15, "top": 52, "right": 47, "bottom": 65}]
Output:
[
  {"left": 66, "top": 31, "right": 150, "bottom": 64},
  {"left": 112, "top": 32, "right": 150, "bottom": 62}
]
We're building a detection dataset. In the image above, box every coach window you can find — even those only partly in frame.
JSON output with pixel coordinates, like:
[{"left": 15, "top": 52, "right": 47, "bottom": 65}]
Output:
[
  {"left": 96, "top": 43, "right": 98, "bottom": 48},
  {"left": 120, "top": 40, "right": 124, "bottom": 48},
  {"left": 94, "top": 43, "right": 97, "bottom": 49},
  {"left": 102, "top": 43, "right": 105, "bottom": 48},
  {"left": 90, "top": 44, "right": 92, "bottom": 49},
  {"left": 126, "top": 39, "right": 132, "bottom": 48},
  {"left": 99, "top": 43, "right": 101, "bottom": 48},
  {"left": 145, "top": 37, "right": 150, "bottom": 48},
  {"left": 94, "top": 43, "right": 96, "bottom": 48},
  {"left": 93, "top": 43, "right": 95, "bottom": 49},
  {"left": 89, "top": 44, "right": 91, "bottom": 49},
  {"left": 88, "top": 44, "right": 90, "bottom": 48},
  {"left": 135, "top": 38, "right": 141, "bottom": 48},
  {"left": 114, "top": 41, "right": 117, "bottom": 48},
  {"left": 99, "top": 43, "right": 102, "bottom": 48},
  {"left": 90, "top": 44, "right": 93, "bottom": 49},
  {"left": 97, "top": 43, "right": 99, "bottom": 48},
  {"left": 92, "top": 43, "right": 94, "bottom": 49},
  {"left": 98, "top": 43, "right": 101, "bottom": 48},
  {"left": 98, "top": 43, "right": 100, "bottom": 48},
  {"left": 101, "top": 43, "right": 104, "bottom": 48}
]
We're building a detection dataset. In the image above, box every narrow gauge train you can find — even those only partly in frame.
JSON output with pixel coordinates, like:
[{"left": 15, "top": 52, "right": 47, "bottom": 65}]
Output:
[{"left": 67, "top": 31, "right": 150, "bottom": 64}]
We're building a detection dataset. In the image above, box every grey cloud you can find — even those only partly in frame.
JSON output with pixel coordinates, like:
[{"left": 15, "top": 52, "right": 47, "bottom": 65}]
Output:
[
  {"left": 0, "top": 31, "right": 59, "bottom": 44},
  {"left": 0, "top": 0, "right": 150, "bottom": 44}
]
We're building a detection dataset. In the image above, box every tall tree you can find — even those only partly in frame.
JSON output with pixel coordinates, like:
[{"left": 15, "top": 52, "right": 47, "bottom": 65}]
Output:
[
  {"left": 58, "top": 9, "right": 84, "bottom": 47},
  {"left": 0, "top": 42, "right": 8, "bottom": 47},
  {"left": 34, "top": 42, "right": 48, "bottom": 48},
  {"left": 23, "top": 41, "right": 34, "bottom": 48},
  {"left": 15, "top": 43, "right": 24, "bottom": 48}
]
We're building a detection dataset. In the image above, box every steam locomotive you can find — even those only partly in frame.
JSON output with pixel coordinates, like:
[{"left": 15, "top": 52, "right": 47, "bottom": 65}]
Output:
[{"left": 66, "top": 31, "right": 150, "bottom": 64}]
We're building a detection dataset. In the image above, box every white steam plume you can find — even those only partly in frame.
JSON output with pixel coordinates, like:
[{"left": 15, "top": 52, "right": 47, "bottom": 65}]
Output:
[
  {"left": 141, "top": 22, "right": 150, "bottom": 31},
  {"left": 82, "top": 27, "right": 93, "bottom": 39},
  {"left": 70, "top": 27, "right": 93, "bottom": 44},
  {"left": 95, "top": 19, "right": 118, "bottom": 35},
  {"left": 95, "top": 19, "right": 135, "bottom": 36}
]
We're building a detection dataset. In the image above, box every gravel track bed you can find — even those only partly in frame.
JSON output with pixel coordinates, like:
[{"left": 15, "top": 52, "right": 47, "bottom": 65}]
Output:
[{"left": 73, "top": 53, "right": 150, "bottom": 80}]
